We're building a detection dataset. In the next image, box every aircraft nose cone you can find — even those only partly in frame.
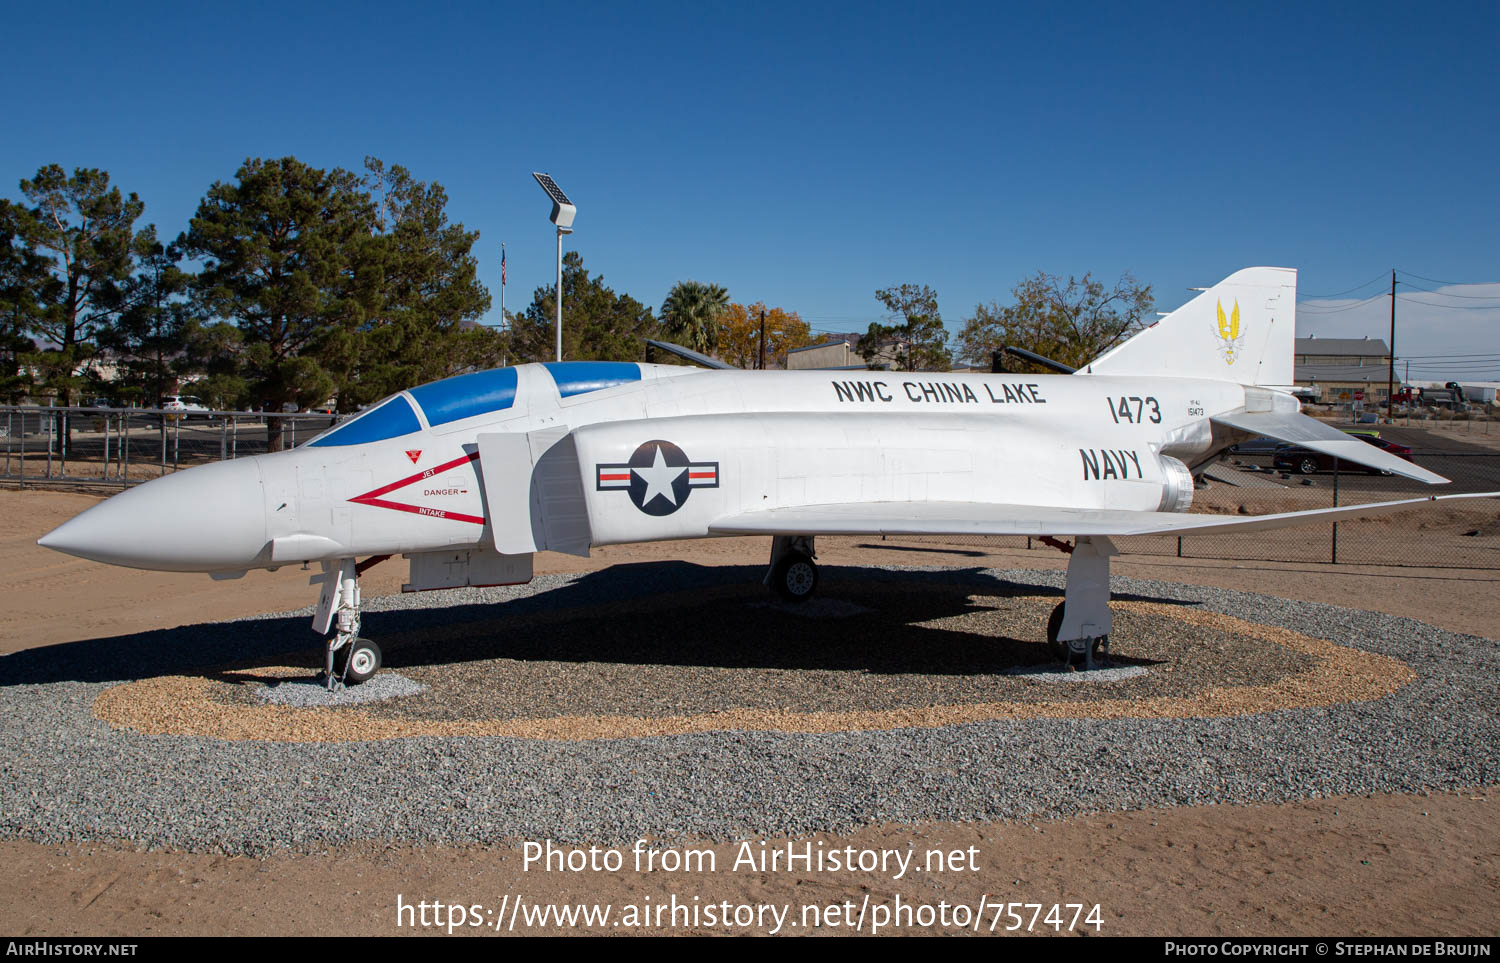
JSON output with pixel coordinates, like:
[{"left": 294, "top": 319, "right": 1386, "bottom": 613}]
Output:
[{"left": 38, "top": 458, "right": 268, "bottom": 572}]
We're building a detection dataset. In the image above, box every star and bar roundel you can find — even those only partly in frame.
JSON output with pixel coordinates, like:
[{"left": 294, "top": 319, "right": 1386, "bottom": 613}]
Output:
[{"left": 595, "top": 440, "right": 718, "bottom": 516}]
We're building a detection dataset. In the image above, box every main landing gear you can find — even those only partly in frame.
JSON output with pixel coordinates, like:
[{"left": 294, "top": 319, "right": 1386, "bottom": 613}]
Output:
[
  {"left": 312, "top": 557, "right": 382, "bottom": 690},
  {"left": 1046, "top": 535, "right": 1116, "bottom": 670},
  {"left": 766, "top": 535, "right": 819, "bottom": 602}
]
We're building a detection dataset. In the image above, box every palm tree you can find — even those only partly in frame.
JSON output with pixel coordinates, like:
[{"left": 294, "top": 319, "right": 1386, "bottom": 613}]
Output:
[{"left": 660, "top": 280, "right": 729, "bottom": 355}]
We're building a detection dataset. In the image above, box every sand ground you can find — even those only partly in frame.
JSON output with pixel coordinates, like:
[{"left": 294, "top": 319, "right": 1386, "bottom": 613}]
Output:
[{"left": 1, "top": 489, "right": 1497, "bottom": 936}]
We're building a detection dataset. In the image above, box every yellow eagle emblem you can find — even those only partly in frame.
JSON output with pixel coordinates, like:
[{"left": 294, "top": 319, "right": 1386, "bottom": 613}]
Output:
[{"left": 1215, "top": 299, "right": 1245, "bottom": 365}]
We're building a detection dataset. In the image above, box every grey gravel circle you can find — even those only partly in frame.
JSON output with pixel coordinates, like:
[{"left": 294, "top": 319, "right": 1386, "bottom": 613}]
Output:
[
  {"left": 0, "top": 564, "right": 1495, "bottom": 855},
  {"left": 256, "top": 672, "right": 428, "bottom": 707},
  {"left": 1004, "top": 664, "right": 1149, "bottom": 683}
]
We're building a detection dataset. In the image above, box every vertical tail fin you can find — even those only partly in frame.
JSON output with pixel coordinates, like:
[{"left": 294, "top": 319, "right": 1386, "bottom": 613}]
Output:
[{"left": 1081, "top": 266, "right": 1297, "bottom": 386}]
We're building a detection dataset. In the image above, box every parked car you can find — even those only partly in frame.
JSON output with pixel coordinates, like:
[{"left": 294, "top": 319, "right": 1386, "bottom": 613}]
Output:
[
  {"left": 1227, "top": 436, "right": 1284, "bottom": 455},
  {"left": 161, "top": 395, "right": 211, "bottom": 420},
  {"left": 1272, "top": 435, "right": 1414, "bottom": 475}
]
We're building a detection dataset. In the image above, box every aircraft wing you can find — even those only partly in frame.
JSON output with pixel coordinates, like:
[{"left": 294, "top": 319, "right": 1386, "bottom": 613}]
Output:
[
  {"left": 707, "top": 493, "right": 1500, "bottom": 539},
  {"left": 1210, "top": 408, "right": 1448, "bottom": 484}
]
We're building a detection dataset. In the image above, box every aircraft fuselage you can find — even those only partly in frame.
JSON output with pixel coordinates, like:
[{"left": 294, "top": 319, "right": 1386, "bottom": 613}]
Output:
[{"left": 39, "top": 362, "right": 1248, "bottom": 574}]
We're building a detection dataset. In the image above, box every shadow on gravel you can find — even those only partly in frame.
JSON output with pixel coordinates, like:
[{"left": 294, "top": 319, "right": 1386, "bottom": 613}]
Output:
[{"left": 0, "top": 561, "right": 1184, "bottom": 686}]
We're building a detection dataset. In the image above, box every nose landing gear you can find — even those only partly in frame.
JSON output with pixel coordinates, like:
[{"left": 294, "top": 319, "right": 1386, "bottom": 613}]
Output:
[{"left": 312, "top": 557, "right": 382, "bottom": 690}]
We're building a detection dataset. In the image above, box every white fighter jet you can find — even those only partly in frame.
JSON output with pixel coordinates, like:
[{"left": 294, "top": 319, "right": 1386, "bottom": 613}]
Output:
[{"left": 38, "top": 267, "right": 1499, "bottom": 684}]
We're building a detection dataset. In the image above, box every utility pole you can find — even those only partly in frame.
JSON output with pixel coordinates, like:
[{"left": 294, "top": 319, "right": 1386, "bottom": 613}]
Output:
[
  {"left": 758, "top": 308, "right": 767, "bottom": 370},
  {"left": 1386, "top": 269, "right": 1396, "bottom": 420},
  {"left": 499, "top": 241, "right": 507, "bottom": 367}
]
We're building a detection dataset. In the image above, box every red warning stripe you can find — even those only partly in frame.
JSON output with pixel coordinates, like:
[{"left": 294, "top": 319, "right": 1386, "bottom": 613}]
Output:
[
  {"left": 349, "top": 451, "right": 485, "bottom": 526},
  {"left": 350, "top": 497, "right": 486, "bottom": 526}
]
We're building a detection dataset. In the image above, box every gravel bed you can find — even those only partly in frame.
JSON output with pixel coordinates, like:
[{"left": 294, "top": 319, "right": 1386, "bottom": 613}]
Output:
[
  {"left": 0, "top": 564, "right": 1496, "bottom": 854},
  {"left": 256, "top": 673, "right": 428, "bottom": 707},
  {"left": 195, "top": 581, "right": 1309, "bottom": 720},
  {"left": 1004, "top": 664, "right": 1149, "bottom": 683}
]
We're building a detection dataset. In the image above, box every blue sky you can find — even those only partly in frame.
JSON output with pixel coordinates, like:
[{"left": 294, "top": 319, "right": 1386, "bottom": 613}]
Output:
[{"left": 3, "top": 1, "right": 1497, "bottom": 369}]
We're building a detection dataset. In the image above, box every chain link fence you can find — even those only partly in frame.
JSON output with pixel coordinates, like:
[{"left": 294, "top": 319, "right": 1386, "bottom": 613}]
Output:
[
  {"left": 0, "top": 405, "right": 336, "bottom": 488},
  {"left": 1130, "top": 418, "right": 1500, "bottom": 569}
]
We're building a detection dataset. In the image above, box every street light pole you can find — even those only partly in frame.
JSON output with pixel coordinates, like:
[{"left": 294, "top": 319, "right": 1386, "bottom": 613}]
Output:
[
  {"left": 555, "top": 227, "right": 566, "bottom": 362},
  {"left": 532, "top": 173, "right": 577, "bottom": 363}
]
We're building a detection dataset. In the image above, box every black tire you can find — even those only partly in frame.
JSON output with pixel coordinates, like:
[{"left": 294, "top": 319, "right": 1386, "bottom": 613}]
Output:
[
  {"left": 771, "top": 552, "right": 819, "bottom": 602},
  {"left": 339, "top": 638, "right": 381, "bottom": 684},
  {"left": 1046, "top": 601, "right": 1066, "bottom": 645},
  {"left": 1046, "top": 601, "right": 1101, "bottom": 665},
  {"left": 1298, "top": 456, "right": 1319, "bottom": 475}
]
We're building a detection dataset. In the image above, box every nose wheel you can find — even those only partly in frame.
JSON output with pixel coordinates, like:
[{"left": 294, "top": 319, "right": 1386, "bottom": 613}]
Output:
[{"left": 339, "top": 638, "right": 382, "bottom": 685}]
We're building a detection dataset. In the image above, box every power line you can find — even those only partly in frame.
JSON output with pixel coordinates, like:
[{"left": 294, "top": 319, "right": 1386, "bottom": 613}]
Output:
[
  {"left": 1395, "top": 284, "right": 1500, "bottom": 301},
  {"left": 1398, "top": 352, "right": 1500, "bottom": 360},
  {"left": 1398, "top": 363, "right": 1500, "bottom": 372},
  {"left": 1401, "top": 371, "right": 1500, "bottom": 379},
  {"left": 1395, "top": 295, "right": 1500, "bottom": 309},
  {"left": 1403, "top": 362, "right": 1500, "bottom": 369},
  {"left": 1298, "top": 292, "right": 1500, "bottom": 312},
  {"left": 1396, "top": 269, "right": 1489, "bottom": 287},
  {"left": 1299, "top": 272, "right": 1390, "bottom": 300},
  {"left": 1296, "top": 293, "right": 1389, "bottom": 313}
]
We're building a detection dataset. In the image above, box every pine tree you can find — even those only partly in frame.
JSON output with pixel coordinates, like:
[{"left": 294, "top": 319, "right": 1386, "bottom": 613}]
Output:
[
  {"left": 181, "top": 156, "right": 375, "bottom": 447},
  {"left": 512, "top": 252, "right": 656, "bottom": 363},
  {"left": 15, "top": 165, "right": 144, "bottom": 405}
]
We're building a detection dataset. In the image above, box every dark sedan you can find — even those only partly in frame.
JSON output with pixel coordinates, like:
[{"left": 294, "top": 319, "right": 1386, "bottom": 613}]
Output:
[
  {"left": 1272, "top": 436, "right": 1415, "bottom": 475},
  {"left": 1226, "top": 435, "right": 1284, "bottom": 455}
]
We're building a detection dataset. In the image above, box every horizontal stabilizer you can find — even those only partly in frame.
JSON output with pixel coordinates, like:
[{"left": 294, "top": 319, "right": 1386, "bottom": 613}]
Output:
[
  {"left": 1211, "top": 408, "right": 1448, "bottom": 484},
  {"left": 707, "top": 493, "right": 1500, "bottom": 539}
]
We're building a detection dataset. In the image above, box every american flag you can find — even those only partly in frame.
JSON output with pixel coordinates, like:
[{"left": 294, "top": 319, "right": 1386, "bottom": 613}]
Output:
[{"left": 501, "top": 245, "right": 506, "bottom": 286}]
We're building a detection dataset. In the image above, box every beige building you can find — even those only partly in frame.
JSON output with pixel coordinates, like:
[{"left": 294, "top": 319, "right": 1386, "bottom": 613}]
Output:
[
  {"left": 1293, "top": 336, "right": 1393, "bottom": 404},
  {"left": 786, "top": 339, "right": 860, "bottom": 370},
  {"left": 786, "top": 334, "right": 919, "bottom": 371}
]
